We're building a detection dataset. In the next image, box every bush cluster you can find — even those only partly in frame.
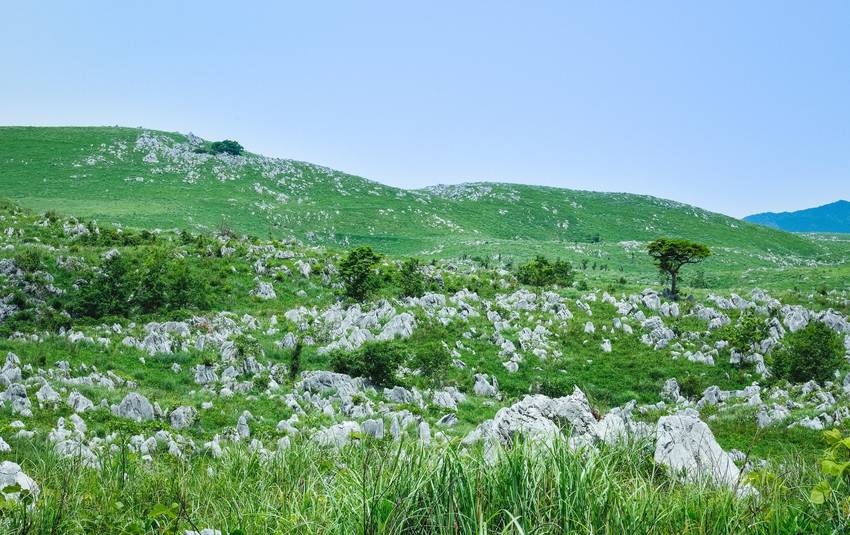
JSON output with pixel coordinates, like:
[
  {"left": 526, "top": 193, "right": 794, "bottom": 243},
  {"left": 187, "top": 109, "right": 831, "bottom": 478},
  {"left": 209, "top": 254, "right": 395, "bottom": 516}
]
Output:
[
  {"left": 331, "top": 341, "right": 408, "bottom": 387},
  {"left": 516, "top": 256, "right": 573, "bottom": 287},
  {"left": 71, "top": 248, "right": 208, "bottom": 319},
  {"left": 773, "top": 321, "right": 844, "bottom": 384}
]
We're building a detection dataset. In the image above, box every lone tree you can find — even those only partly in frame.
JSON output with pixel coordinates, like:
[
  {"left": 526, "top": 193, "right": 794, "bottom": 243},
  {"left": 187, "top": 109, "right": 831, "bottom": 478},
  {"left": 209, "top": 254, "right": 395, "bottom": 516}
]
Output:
[
  {"left": 339, "top": 246, "right": 382, "bottom": 301},
  {"left": 647, "top": 238, "right": 710, "bottom": 298}
]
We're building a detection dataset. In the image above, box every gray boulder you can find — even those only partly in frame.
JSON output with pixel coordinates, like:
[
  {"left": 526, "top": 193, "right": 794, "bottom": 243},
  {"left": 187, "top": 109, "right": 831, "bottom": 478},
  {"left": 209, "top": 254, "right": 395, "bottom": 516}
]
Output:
[
  {"left": 0, "top": 461, "right": 39, "bottom": 503},
  {"left": 654, "top": 410, "right": 740, "bottom": 489},
  {"left": 169, "top": 406, "right": 197, "bottom": 430},
  {"left": 112, "top": 393, "right": 155, "bottom": 422}
]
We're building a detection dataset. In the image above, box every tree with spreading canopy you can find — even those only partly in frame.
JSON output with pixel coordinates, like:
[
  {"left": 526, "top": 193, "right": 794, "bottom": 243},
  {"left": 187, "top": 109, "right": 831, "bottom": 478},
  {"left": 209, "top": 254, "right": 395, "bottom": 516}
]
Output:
[{"left": 647, "top": 238, "right": 710, "bottom": 298}]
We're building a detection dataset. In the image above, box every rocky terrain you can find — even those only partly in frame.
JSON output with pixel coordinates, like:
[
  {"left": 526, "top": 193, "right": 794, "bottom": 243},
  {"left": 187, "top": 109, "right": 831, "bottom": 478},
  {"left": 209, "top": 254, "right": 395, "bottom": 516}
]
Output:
[{"left": 1, "top": 193, "right": 850, "bottom": 533}]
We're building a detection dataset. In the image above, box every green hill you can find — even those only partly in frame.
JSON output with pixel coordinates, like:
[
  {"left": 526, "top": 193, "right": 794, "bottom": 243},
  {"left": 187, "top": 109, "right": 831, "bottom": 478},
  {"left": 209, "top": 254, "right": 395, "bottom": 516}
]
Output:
[{"left": 2, "top": 126, "right": 847, "bottom": 286}]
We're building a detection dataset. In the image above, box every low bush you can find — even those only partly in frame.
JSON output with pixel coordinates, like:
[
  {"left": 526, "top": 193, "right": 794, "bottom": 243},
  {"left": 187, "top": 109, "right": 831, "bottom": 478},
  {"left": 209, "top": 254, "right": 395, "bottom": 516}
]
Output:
[
  {"left": 516, "top": 255, "right": 573, "bottom": 287},
  {"left": 331, "top": 341, "right": 407, "bottom": 386},
  {"left": 398, "top": 257, "right": 425, "bottom": 298},
  {"left": 411, "top": 341, "right": 451, "bottom": 383},
  {"left": 773, "top": 321, "right": 844, "bottom": 384}
]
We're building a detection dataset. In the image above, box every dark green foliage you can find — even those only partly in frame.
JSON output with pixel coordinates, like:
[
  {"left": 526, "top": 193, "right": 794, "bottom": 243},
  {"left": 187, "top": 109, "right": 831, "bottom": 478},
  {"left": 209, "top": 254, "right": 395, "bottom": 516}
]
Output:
[
  {"left": 538, "top": 376, "right": 575, "bottom": 398},
  {"left": 516, "top": 256, "right": 573, "bottom": 287},
  {"left": 71, "top": 249, "right": 208, "bottom": 319},
  {"left": 72, "top": 253, "right": 134, "bottom": 318},
  {"left": 398, "top": 257, "right": 425, "bottom": 298},
  {"left": 647, "top": 238, "right": 711, "bottom": 297},
  {"left": 234, "top": 334, "right": 262, "bottom": 359},
  {"left": 728, "top": 311, "right": 770, "bottom": 354},
  {"left": 13, "top": 247, "right": 43, "bottom": 273},
  {"left": 209, "top": 139, "right": 244, "bottom": 155},
  {"left": 339, "top": 246, "right": 382, "bottom": 301},
  {"left": 773, "top": 321, "right": 844, "bottom": 383},
  {"left": 331, "top": 341, "right": 407, "bottom": 387},
  {"left": 289, "top": 340, "right": 303, "bottom": 380},
  {"left": 411, "top": 341, "right": 451, "bottom": 383},
  {"left": 678, "top": 374, "right": 704, "bottom": 399}
]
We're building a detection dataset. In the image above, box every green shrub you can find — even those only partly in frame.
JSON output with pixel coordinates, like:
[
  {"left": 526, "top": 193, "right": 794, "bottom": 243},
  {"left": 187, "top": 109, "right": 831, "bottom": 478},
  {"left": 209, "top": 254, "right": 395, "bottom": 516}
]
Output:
[
  {"left": 678, "top": 374, "right": 703, "bottom": 399},
  {"left": 339, "top": 246, "right": 382, "bottom": 301},
  {"left": 773, "top": 321, "right": 844, "bottom": 384},
  {"left": 331, "top": 341, "right": 407, "bottom": 386},
  {"left": 209, "top": 139, "right": 244, "bottom": 155},
  {"left": 728, "top": 311, "right": 771, "bottom": 354},
  {"left": 398, "top": 257, "right": 425, "bottom": 298},
  {"left": 13, "top": 248, "right": 43, "bottom": 273},
  {"left": 412, "top": 341, "right": 451, "bottom": 383},
  {"left": 516, "top": 256, "right": 573, "bottom": 287},
  {"left": 289, "top": 340, "right": 303, "bottom": 380},
  {"left": 71, "top": 253, "right": 133, "bottom": 318}
]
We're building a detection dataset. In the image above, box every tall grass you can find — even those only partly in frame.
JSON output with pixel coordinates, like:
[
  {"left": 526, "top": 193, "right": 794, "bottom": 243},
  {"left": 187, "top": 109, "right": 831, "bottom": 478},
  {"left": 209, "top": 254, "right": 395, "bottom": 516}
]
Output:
[{"left": 1, "top": 437, "right": 840, "bottom": 534}]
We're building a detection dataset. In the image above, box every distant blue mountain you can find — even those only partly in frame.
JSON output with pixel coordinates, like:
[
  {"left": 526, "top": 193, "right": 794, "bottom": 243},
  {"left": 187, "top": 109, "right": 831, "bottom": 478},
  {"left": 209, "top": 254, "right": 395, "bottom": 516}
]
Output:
[{"left": 744, "top": 200, "right": 850, "bottom": 233}]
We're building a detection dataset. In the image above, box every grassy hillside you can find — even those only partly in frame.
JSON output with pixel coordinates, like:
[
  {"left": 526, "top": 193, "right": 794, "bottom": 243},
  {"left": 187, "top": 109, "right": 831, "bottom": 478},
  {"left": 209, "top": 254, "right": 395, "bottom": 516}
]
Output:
[{"left": 2, "top": 126, "right": 847, "bottom": 290}]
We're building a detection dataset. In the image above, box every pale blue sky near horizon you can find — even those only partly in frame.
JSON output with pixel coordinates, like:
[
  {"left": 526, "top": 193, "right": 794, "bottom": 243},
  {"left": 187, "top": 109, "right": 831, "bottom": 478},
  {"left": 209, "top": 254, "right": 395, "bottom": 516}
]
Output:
[{"left": 1, "top": 1, "right": 848, "bottom": 218}]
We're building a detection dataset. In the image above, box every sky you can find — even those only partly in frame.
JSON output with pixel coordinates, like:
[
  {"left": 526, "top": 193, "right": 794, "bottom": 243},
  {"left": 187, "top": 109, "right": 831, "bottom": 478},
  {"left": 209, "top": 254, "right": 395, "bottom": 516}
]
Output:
[{"left": 1, "top": 1, "right": 848, "bottom": 218}]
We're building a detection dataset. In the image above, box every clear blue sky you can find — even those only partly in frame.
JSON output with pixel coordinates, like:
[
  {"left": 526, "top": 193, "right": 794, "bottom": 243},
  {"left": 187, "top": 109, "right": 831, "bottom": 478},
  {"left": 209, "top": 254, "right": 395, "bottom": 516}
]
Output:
[{"left": 2, "top": 1, "right": 848, "bottom": 217}]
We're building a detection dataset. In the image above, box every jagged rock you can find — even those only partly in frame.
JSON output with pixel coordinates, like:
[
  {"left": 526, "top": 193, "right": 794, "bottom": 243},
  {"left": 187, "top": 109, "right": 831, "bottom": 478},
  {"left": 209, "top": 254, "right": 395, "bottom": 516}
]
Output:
[
  {"left": 313, "top": 421, "right": 360, "bottom": 448},
  {"left": 654, "top": 410, "right": 741, "bottom": 489},
  {"left": 419, "top": 421, "right": 432, "bottom": 446},
  {"left": 112, "top": 393, "right": 155, "bottom": 422},
  {"left": 36, "top": 383, "right": 61, "bottom": 405},
  {"left": 384, "top": 386, "right": 422, "bottom": 406},
  {"left": 473, "top": 374, "right": 499, "bottom": 398},
  {"left": 251, "top": 280, "right": 277, "bottom": 300},
  {"left": 236, "top": 411, "right": 251, "bottom": 438},
  {"left": 299, "top": 370, "right": 365, "bottom": 399},
  {"left": 169, "top": 406, "right": 197, "bottom": 430},
  {"left": 3, "top": 383, "right": 31, "bottom": 417},
  {"left": 0, "top": 461, "right": 39, "bottom": 503},
  {"left": 361, "top": 418, "right": 384, "bottom": 439},
  {"left": 67, "top": 391, "right": 94, "bottom": 413},
  {"left": 463, "top": 388, "right": 599, "bottom": 451},
  {"left": 432, "top": 387, "right": 466, "bottom": 410},
  {"left": 194, "top": 365, "right": 218, "bottom": 385},
  {"left": 437, "top": 413, "right": 458, "bottom": 427},
  {"left": 661, "top": 378, "right": 681, "bottom": 403}
]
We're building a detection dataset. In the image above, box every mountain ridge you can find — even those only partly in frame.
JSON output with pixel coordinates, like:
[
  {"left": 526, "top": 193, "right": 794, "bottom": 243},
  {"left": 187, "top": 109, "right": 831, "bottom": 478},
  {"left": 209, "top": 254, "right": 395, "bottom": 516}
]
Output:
[{"left": 745, "top": 200, "right": 850, "bottom": 233}]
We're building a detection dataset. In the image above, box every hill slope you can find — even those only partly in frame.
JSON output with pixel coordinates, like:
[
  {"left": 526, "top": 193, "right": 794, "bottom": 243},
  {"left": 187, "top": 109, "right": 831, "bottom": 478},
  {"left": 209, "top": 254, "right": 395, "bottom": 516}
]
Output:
[
  {"left": 745, "top": 200, "right": 850, "bottom": 233},
  {"left": 1, "top": 126, "right": 847, "bottom": 285}
]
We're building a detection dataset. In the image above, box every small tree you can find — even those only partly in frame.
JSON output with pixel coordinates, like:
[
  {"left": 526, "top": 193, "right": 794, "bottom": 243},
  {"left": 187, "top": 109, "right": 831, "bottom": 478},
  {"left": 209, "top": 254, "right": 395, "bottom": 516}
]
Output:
[
  {"left": 331, "top": 341, "right": 407, "bottom": 387},
  {"left": 339, "top": 246, "right": 382, "bottom": 301},
  {"left": 210, "top": 140, "right": 244, "bottom": 156},
  {"left": 647, "top": 238, "right": 710, "bottom": 298},
  {"left": 288, "top": 340, "right": 303, "bottom": 380},
  {"left": 398, "top": 257, "right": 425, "bottom": 298},
  {"left": 516, "top": 256, "right": 573, "bottom": 287},
  {"left": 773, "top": 321, "right": 844, "bottom": 383}
]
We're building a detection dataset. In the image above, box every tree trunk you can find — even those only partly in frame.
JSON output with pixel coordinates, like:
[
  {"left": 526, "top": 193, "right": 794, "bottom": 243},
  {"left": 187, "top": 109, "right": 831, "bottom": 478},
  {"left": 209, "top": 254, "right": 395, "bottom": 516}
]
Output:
[{"left": 670, "top": 271, "right": 678, "bottom": 299}]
